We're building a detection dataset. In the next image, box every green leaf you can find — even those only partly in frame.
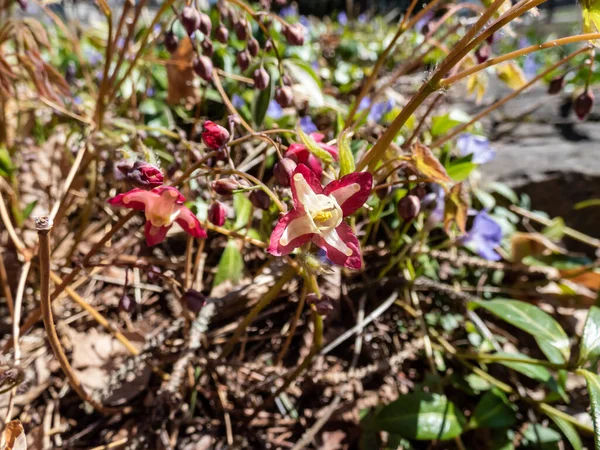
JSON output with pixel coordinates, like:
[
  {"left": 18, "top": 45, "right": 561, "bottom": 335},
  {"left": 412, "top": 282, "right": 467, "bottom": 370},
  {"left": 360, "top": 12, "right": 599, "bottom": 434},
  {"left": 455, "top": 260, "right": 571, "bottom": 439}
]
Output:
[
  {"left": 522, "top": 424, "right": 561, "bottom": 449},
  {"left": 487, "top": 182, "right": 519, "bottom": 204},
  {"left": 575, "top": 199, "right": 600, "bottom": 210},
  {"left": 338, "top": 129, "right": 355, "bottom": 176},
  {"left": 253, "top": 70, "right": 274, "bottom": 127},
  {"left": 213, "top": 240, "right": 244, "bottom": 287},
  {"left": 430, "top": 110, "right": 471, "bottom": 137},
  {"left": 233, "top": 193, "right": 252, "bottom": 230},
  {"left": 139, "top": 98, "right": 161, "bottom": 115},
  {"left": 373, "top": 392, "right": 465, "bottom": 441},
  {"left": 546, "top": 410, "right": 583, "bottom": 450},
  {"left": 578, "top": 306, "right": 600, "bottom": 367},
  {"left": 22, "top": 200, "right": 37, "bottom": 220},
  {"left": 283, "top": 59, "right": 324, "bottom": 108},
  {"left": 0, "top": 147, "right": 13, "bottom": 177},
  {"left": 470, "top": 299, "right": 570, "bottom": 364},
  {"left": 542, "top": 217, "right": 565, "bottom": 241},
  {"left": 469, "top": 390, "right": 516, "bottom": 429},
  {"left": 296, "top": 124, "right": 334, "bottom": 165},
  {"left": 582, "top": 369, "right": 600, "bottom": 449},
  {"left": 446, "top": 160, "right": 478, "bottom": 182},
  {"left": 491, "top": 352, "right": 552, "bottom": 383}
]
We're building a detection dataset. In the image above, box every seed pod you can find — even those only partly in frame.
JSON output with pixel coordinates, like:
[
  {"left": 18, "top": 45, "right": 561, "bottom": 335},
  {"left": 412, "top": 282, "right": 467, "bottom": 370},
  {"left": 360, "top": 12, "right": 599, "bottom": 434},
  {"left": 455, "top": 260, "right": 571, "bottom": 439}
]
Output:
[
  {"left": 283, "top": 23, "right": 305, "bottom": 46},
  {"left": 236, "top": 50, "right": 250, "bottom": 71},
  {"left": 397, "top": 194, "right": 421, "bottom": 221},
  {"left": 306, "top": 293, "right": 334, "bottom": 316},
  {"left": 181, "top": 6, "right": 201, "bottom": 36},
  {"left": 212, "top": 178, "right": 240, "bottom": 196},
  {"left": 410, "top": 185, "right": 427, "bottom": 200},
  {"left": 273, "top": 158, "right": 297, "bottom": 186},
  {"left": 215, "top": 24, "right": 229, "bottom": 43},
  {"left": 181, "top": 289, "right": 206, "bottom": 314},
  {"left": 574, "top": 90, "right": 594, "bottom": 120},
  {"left": 193, "top": 55, "right": 213, "bottom": 81},
  {"left": 201, "top": 38, "right": 214, "bottom": 57},
  {"left": 119, "top": 295, "right": 135, "bottom": 314},
  {"left": 249, "top": 189, "right": 271, "bottom": 210},
  {"left": 208, "top": 201, "right": 227, "bottom": 226},
  {"left": 202, "top": 120, "right": 230, "bottom": 149},
  {"left": 264, "top": 38, "right": 273, "bottom": 52},
  {"left": 253, "top": 67, "right": 270, "bottom": 90},
  {"left": 275, "top": 86, "right": 293, "bottom": 107},
  {"left": 548, "top": 76, "right": 565, "bottom": 95},
  {"left": 475, "top": 44, "right": 490, "bottom": 64},
  {"left": 247, "top": 37, "right": 260, "bottom": 57},
  {"left": 199, "top": 13, "right": 212, "bottom": 35},
  {"left": 164, "top": 30, "right": 179, "bottom": 53},
  {"left": 235, "top": 18, "right": 248, "bottom": 40}
]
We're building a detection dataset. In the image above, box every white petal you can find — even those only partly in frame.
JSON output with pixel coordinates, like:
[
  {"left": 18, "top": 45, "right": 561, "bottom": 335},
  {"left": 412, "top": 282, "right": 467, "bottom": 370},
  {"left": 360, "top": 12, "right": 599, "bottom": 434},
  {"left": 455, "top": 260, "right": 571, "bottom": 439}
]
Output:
[
  {"left": 329, "top": 183, "right": 360, "bottom": 207},
  {"left": 292, "top": 173, "right": 322, "bottom": 212},
  {"left": 279, "top": 213, "right": 317, "bottom": 246},
  {"left": 323, "top": 228, "right": 353, "bottom": 256}
]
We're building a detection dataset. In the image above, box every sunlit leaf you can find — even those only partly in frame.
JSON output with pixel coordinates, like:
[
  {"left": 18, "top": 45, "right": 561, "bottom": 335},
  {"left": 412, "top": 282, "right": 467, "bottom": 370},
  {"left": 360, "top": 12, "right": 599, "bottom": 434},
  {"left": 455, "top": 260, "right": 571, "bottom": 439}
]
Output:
[
  {"left": 213, "top": 240, "right": 244, "bottom": 287},
  {"left": 338, "top": 129, "right": 355, "bottom": 176},
  {"left": 444, "top": 182, "right": 469, "bottom": 233},
  {"left": 296, "top": 124, "right": 334, "bottom": 164},
  {"left": 575, "top": 198, "right": 600, "bottom": 209},
  {"left": 582, "top": 369, "right": 600, "bottom": 449},
  {"left": 284, "top": 59, "right": 324, "bottom": 108},
  {"left": 496, "top": 62, "right": 527, "bottom": 90},
  {"left": 412, "top": 142, "right": 451, "bottom": 185},
  {"left": 491, "top": 352, "right": 552, "bottom": 383},
  {"left": 0, "top": 147, "right": 13, "bottom": 177},
  {"left": 546, "top": 410, "right": 583, "bottom": 450},
  {"left": 579, "top": 306, "right": 600, "bottom": 367}
]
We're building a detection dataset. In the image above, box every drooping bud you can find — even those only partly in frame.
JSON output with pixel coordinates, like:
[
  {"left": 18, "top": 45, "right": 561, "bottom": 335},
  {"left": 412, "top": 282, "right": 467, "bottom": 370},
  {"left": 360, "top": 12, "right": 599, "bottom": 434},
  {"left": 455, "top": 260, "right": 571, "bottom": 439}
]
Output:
[
  {"left": 164, "top": 30, "right": 179, "bottom": 54},
  {"left": 264, "top": 38, "right": 273, "bottom": 52},
  {"left": 475, "top": 44, "right": 491, "bottom": 64},
  {"left": 410, "top": 185, "right": 427, "bottom": 200},
  {"left": 208, "top": 201, "right": 227, "bottom": 226},
  {"left": 397, "top": 194, "right": 421, "bottom": 221},
  {"left": 215, "top": 24, "right": 229, "bottom": 43},
  {"left": 282, "top": 23, "right": 305, "bottom": 46},
  {"left": 548, "top": 76, "right": 565, "bottom": 95},
  {"left": 273, "top": 157, "right": 297, "bottom": 186},
  {"left": 199, "top": 13, "right": 212, "bottom": 35},
  {"left": 253, "top": 67, "right": 270, "bottom": 90},
  {"left": 193, "top": 55, "right": 213, "bottom": 81},
  {"left": 235, "top": 18, "right": 248, "bottom": 40},
  {"left": 118, "top": 294, "right": 136, "bottom": 314},
  {"left": 181, "top": 289, "right": 206, "bottom": 314},
  {"left": 275, "top": 86, "right": 293, "bottom": 107},
  {"left": 201, "top": 38, "right": 214, "bottom": 57},
  {"left": 306, "top": 293, "right": 334, "bottom": 316},
  {"left": 249, "top": 189, "right": 271, "bottom": 210},
  {"left": 574, "top": 90, "right": 594, "bottom": 120},
  {"left": 118, "top": 160, "right": 164, "bottom": 189},
  {"left": 202, "top": 120, "right": 230, "bottom": 149},
  {"left": 247, "top": 37, "right": 260, "bottom": 57},
  {"left": 181, "top": 6, "right": 201, "bottom": 36},
  {"left": 212, "top": 178, "right": 240, "bottom": 196},
  {"left": 236, "top": 50, "right": 250, "bottom": 71}
]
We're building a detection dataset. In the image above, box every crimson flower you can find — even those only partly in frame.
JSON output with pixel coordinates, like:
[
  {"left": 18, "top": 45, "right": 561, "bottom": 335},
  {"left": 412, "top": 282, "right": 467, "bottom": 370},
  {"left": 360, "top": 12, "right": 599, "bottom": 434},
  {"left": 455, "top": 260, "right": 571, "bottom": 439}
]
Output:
[
  {"left": 201, "top": 121, "right": 230, "bottom": 149},
  {"left": 108, "top": 186, "right": 206, "bottom": 246},
  {"left": 284, "top": 133, "right": 338, "bottom": 178},
  {"left": 268, "top": 164, "right": 372, "bottom": 269}
]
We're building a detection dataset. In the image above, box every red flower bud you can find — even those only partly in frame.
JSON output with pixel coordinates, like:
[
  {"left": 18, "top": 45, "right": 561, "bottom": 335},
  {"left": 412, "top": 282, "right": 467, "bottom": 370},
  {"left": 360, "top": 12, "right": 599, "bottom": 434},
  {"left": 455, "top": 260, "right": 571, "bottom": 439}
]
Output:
[
  {"left": 249, "top": 189, "right": 271, "bottom": 210},
  {"left": 247, "top": 37, "right": 260, "bottom": 57},
  {"left": 264, "top": 38, "right": 274, "bottom": 52},
  {"left": 574, "top": 90, "right": 594, "bottom": 120},
  {"left": 253, "top": 67, "right": 270, "bottom": 90},
  {"left": 119, "top": 160, "right": 164, "bottom": 189},
  {"left": 208, "top": 201, "right": 227, "bottom": 226},
  {"left": 181, "top": 289, "right": 206, "bottom": 314},
  {"left": 283, "top": 23, "right": 305, "bottom": 46},
  {"left": 547, "top": 76, "right": 565, "bottom": 95},
  {"left": 212, "top": 178, "right": 240, "bottom": 196},
  {"left": 215, "top": 24, "right": 229, "bottom": 43},
  {"left": 119, "top": 294, "right": 136, "bottom": 314},
  {"left": 275, "top": 86, "right": 293, "bottom": 107},
  {"left": 199, "top": 13, "right": 212, "bottom": 35},
  {"left": 202, "top": 120, "right": 230, "bottom": 149},
  {"left": 398, "top": 195, "right": 421, "bottom": 221},
  {"left": 181, "top": 6, "right": 200, "bottom": 36},
  {"left": 193, "top": 55, "right": 213, "bottom": 81},
  {"left": 306, "top": 293, "right": 334, "bottom": 316},
  {"left": 273, "top": 157, "right": 297, "bottom": 186},
  {"left": 201, "top": 38, "right": 214, "bottom": 57},
  {"left": 235, "top": 18, "right": 248, "bottom": 40},
  {"left": 237, "top": 50, "right": 250, "bottom": 71},
  {"left": 164, "top": 30, "right": 179, "bottom": 54},
  {"left": 475, "top": 44, "right": 491, "bottom": 64}
]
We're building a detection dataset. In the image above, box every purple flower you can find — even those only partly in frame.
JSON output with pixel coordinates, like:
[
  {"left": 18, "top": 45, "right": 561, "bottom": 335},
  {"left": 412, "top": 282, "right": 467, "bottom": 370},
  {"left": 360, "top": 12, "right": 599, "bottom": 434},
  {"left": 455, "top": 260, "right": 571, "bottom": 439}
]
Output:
[
  {"left": 415, "top": 11, "right": 434, "bottom": 32},
  {"left": 232, "top": 94, "right": 245, "bottom": 109},
  {"left": 357, "top": 97, "right": 371, "bottom": 111},
  {"left": 357, "top": 13, "right": 367, "bottom": 24},
  {"left": 338, "top": 11, "right": 348, "bottom": 26},
  {"left": 267, "top": 100, "right": 284, "bottom": 119},
  {"left": 299, "top": 116, "right": 318, "bottom": 134},
  {"left": 523, "top": 55, "right": 539, "bottom": 80},
  {"left": 457, "top": 133, "right": 496, "bottom": 164},
  {"left": 368, "top": 99, "right": 394, "bottom": 123},
  {"left": 85, "top": 48, "right": 103, "bottom": 66},
  {"left": 116, "top": 37, "right": 126, "bottom": 50},
  {"left": 280, "top": 4, "right": 298, "bottom": 18},
  {"left": 423, "top": 183, "right": 445, "bottom": 227},
  {"left": 461, "top": 211, "right": 503, "bottom": 260},
  {"left": 299, "top": 15, "right": 310, "bottom": 29},
  {"left": 146, "top": 87, "right": 155, "bottom": 97}
]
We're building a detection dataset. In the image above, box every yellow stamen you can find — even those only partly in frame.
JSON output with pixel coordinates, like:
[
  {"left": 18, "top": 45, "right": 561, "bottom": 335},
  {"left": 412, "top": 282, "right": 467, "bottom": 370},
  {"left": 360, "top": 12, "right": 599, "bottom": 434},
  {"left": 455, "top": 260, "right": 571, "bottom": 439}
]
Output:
[{"left": 313, "top": 210, "right": 333, "bottom": 222}]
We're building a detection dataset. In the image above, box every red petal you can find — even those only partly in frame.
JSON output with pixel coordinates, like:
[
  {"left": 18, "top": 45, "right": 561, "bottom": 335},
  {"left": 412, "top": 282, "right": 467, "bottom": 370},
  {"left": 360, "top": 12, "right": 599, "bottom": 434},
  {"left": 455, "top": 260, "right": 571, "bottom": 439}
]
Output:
[
  {"left": 324, "top": 171, "right": 372, "bottom": 216},
  {"left": 285, "top": 143, "right": 310, "bottom": 164},
  {"left": 175, "top": 207, "right": 207, "bottom": 239},
  {"left": 107, "top": 188, "right": 150, "bottom": 211},
  {"left": 144, "top": 221, "right": 170, "bottom": 246},
  {"left": 291, "top": 164, "right": 323, "bottom": 210},
  {"left": 312, "top": 222, "right": 362, "bottom": 269},
  {"left": 152, "top": 186, "right": 186, "bottom": 204},
  {"left": 268, "top": 209, "right": 314, "bottom": 256}
]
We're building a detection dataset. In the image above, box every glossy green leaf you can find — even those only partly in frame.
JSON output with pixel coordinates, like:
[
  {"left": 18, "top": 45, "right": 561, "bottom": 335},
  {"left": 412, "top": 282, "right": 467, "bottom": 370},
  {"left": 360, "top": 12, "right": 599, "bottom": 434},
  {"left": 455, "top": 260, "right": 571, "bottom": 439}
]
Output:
[
  {"left": 446, "top": 160, "right": 478, "bottom": 182},
  {"left": 546, "top": 410, "right": 583, "bottom": 450},
  {"left": 253, "top": 70, "right": 274, "bottom": 127},
  {"left": 522, "top": 424, "right": 561, "bottom": 449},
  {"left": 373, "top": 392, "right": 465, "bottom": 441},
  {"left": 0, "top": 147, "right": 13, "bottom": 177},
  {"left": 469, "top": 389, "right": 516, "bottom": 429},
  {"left": 582, "top": 369, "right": 600, "bottom": 449},
  {"left": 213, "top": 240, "right": 244, "bottom": 287},
  {"left": 578, "top": 306, "right": 600, "bottom": 367},
  {"left": 338, "top": 129, "right": 355, "bottom": 176},
  {"left": 491, "top": 352, "right": 553, "bottom": 383},
  {"left": 470, "top": 299, "right": 570, "bottom": 364},
  {"left": 22, "top": 200, "right": 37, "bottom": 220},
  {"left": 233, "top": 193, "right": 252, "bottom": 230},
  {"left": 296, "top": 124, "right": 334, "bottom": 164},
  {"left": 430, "top": 110, "right": 470, "bottom": 137}
]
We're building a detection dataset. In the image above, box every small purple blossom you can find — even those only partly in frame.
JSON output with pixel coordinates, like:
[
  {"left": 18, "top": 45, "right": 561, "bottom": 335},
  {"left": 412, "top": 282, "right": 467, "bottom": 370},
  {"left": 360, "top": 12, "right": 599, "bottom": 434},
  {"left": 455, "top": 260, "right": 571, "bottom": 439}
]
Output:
[
  {"left": 299, "top": 15, "right": 310, "bottom": 29},
  {"left": 280, "top": 4, "right": 298, "bottom": 17},
  {"left": 523, "top": 55, "right": 539, "bottom": 80},
  {"left": 73, "top": 96, "right": 83, "bottom": 105},
  {"left": 231, "top": 94, "right": 245, "bottom": 109},
  {"left": 415, "top": 11, "right": 434, "bottom": 32},
  {"left": 116, "top": 37, "right": 126, "bottom": 50},
  {"left": 84, "top": 48, "right": 103, "bottom": 66},
  {"left": 457, "top": 133, "right": 496, "bottom": 164},
  {"left": 338, "top": 11, "right": 348, "bottom": 26},
  {"left": 461, "top": 211, "right": 503, "bottom": 260},
  {"left": 357, "top": 97, "right": 371, "bottom": 111},
  {"left": 368, "top": 99, "right": 394, "bottom": 123},
  {"left": 423, "top": 183, "right": 445, "bottom": 227},
  {"left": 146, "top": 87, "right": 155, "bottom": 97},
  {"left": 357, "top": 13, "right": 367, "bottom": 24},
  {"left": 267, "top": 100, "right": 284, "bottom": 119},
  {"left": 299, "top": 116, "right": 318, "bottom": 134}
]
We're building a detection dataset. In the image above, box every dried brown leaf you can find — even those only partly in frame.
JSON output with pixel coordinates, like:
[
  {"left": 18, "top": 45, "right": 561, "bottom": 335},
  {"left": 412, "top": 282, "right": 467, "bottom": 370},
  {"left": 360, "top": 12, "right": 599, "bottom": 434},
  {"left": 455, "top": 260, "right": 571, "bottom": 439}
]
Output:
[
  {"left": 411, "top": 142, "right": 451, "bottom": 185},
  {"left": 1, "top": 420, "right": 27, "bottom": 450}
]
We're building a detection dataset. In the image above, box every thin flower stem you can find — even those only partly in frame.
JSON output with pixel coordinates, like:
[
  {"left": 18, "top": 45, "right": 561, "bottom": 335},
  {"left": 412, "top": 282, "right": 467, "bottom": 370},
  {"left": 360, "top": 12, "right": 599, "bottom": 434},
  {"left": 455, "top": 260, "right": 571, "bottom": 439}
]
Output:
[
  {"left": 95, "top": 8, "right": 114, "bottom": 128},
  {"left": 432, "top": 47, "right": 588, "bottom": 148},
  {"left": 441, "top": 35, "right": 598, "bottom": 86},
  {"left": 404, "top": 93, "right": 445, "bottom": 148},
  {"left": 49, "top": 142, "right": 87, "bottom": 222},
  {"left": 184, "top": 236, "right": 194, "bottom": 291},
  {"left": 36, "top": 217, "right": 120, "bottom": 414},
  {"left": 0, "top": 191, "right": 26, "bottom": 254},
  {"left": 212, "top": 71, "right": 254, "bottom": 133}
]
